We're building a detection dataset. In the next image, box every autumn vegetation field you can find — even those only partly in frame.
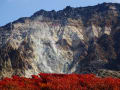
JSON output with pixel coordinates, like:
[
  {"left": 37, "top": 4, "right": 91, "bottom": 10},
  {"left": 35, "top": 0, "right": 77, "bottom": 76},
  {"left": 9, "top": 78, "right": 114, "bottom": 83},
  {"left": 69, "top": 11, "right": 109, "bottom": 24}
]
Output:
[{"left": 0, "top": 73, "right": 120, "bottom": 90}]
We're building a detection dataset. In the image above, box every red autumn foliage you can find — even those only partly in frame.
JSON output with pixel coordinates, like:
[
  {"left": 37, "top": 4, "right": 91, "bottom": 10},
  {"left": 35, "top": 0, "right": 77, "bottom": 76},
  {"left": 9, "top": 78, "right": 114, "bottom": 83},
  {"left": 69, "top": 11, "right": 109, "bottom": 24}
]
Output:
[{"left": 0, "top": 73, "right": 120, "bottom": 90}]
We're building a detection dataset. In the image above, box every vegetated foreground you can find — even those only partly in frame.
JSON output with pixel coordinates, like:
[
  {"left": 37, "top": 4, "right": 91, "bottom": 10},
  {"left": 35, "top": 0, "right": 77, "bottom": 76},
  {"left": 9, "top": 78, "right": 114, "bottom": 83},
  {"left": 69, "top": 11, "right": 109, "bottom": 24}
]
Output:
[{"left": 0, "top": 73, "right": 120, "bottom": 90}]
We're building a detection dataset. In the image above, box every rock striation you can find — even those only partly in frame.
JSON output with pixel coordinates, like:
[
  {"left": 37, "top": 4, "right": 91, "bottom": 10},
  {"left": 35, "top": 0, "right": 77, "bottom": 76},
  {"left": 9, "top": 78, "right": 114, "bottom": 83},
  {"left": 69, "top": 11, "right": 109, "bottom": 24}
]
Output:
[{"left": 0, "top": 3, "right": 120, "bottom": 78}]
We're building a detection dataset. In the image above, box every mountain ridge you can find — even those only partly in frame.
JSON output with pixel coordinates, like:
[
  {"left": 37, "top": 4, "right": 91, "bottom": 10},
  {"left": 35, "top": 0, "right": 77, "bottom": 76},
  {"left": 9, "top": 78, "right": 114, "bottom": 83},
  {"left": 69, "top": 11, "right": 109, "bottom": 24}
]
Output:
[{"left": 1, "top": 2, "right": 120, "bottom": 27}]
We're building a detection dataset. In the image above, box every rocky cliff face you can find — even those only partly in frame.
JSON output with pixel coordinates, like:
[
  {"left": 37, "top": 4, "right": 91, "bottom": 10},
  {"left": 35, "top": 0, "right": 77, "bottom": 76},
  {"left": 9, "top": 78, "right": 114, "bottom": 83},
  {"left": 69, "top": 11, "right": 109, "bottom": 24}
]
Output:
[{"left": 0, "top": 3, "right": 120, "bottom": 78}]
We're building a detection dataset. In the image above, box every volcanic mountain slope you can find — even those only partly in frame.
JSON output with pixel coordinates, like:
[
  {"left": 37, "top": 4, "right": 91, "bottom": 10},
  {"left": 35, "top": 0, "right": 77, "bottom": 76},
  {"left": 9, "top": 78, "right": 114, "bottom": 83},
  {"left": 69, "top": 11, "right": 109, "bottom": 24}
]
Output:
[{"left": 0, "top": 3, "right": 120, "bottom": 78}]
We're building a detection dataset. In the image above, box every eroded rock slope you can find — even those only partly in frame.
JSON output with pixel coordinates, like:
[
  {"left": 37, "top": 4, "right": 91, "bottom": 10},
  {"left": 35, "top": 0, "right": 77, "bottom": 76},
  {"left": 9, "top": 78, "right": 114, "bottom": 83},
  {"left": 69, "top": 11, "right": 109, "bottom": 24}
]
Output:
[{"left": 0, "top": 3, "right": 120, "bottom": 78}]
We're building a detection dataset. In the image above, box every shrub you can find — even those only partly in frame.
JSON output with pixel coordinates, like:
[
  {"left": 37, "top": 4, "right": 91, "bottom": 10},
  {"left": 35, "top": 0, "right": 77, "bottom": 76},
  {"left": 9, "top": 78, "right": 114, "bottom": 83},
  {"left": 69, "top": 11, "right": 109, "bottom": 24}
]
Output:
[{"left": 0, "top": 73, "right": 119, "bottom": 90}]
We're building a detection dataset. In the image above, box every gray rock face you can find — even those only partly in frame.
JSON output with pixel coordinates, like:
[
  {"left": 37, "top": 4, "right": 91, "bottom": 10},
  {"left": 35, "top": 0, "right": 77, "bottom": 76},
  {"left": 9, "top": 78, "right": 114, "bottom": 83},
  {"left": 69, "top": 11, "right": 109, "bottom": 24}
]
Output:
[{"left": 0, "top": 3, "right": 120, "bottom": 78}]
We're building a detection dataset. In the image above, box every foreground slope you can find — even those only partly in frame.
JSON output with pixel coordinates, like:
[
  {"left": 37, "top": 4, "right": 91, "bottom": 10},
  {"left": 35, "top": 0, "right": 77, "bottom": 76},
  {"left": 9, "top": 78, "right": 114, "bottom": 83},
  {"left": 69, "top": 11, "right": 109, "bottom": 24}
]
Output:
[
  {"left": 0, "top": 3, "right": 120, "bottom": 78},
  {"left": 0, "top": 73, "right": 120, "bottom": 90}
]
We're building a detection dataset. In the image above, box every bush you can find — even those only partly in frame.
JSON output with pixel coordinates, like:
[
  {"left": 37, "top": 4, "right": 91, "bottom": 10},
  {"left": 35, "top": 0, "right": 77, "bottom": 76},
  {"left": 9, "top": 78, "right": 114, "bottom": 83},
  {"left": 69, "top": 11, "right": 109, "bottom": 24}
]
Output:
[{"left": 0, "top": 73, "right": 119, "bottom": 90}]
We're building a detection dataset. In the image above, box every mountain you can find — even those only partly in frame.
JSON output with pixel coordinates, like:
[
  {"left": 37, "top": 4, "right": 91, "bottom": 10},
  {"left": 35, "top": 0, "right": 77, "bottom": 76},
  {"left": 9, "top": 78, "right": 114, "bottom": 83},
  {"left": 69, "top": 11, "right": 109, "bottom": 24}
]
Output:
[{"left": 0, "top": 2, "right": 120, "bottom": 78}]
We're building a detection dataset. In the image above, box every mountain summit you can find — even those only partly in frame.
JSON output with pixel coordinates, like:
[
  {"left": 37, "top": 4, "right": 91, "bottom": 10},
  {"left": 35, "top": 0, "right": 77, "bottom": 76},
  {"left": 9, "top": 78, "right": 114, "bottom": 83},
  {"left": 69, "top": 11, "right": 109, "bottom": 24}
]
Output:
[{"left": 0, "top": 3, "right": 120, "bottom": 78}]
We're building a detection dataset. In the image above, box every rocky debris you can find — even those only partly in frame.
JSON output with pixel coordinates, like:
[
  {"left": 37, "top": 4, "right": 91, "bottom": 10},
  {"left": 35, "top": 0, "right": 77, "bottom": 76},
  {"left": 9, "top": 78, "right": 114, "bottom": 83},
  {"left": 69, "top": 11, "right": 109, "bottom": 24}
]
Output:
[{"left": 97, "top": 69, "right": 120, "bottom": 78}]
